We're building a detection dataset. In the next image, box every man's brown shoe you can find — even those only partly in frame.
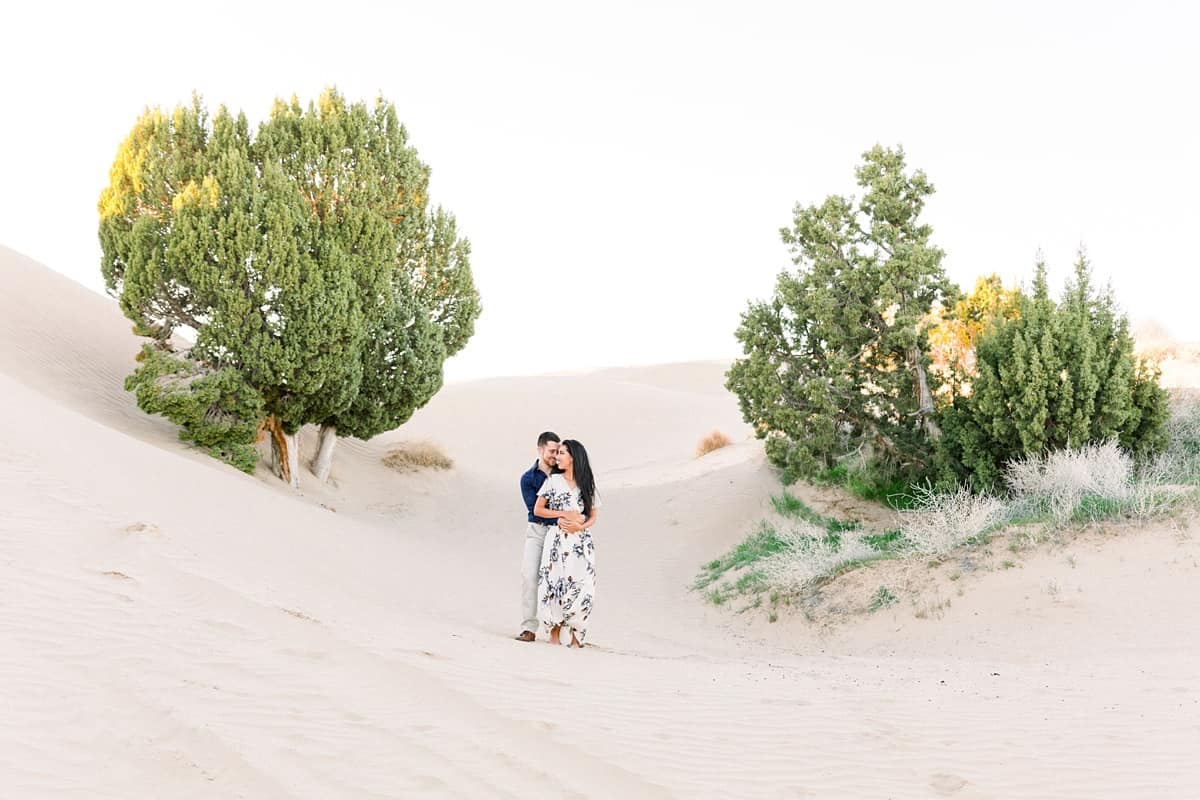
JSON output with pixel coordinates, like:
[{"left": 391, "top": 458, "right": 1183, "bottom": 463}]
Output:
[{"left": 515, "top": 631, "right": 536, "bottom": 642}]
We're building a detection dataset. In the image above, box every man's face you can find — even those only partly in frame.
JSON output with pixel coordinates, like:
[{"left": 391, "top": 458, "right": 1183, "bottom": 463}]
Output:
[{"left": 540, "top": 442, "right": 559, "bottom": 466}]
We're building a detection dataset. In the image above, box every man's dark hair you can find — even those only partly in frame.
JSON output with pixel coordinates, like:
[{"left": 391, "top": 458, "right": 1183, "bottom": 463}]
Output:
[{"left": 537, "top": 431, "right": 560, "bottom": 448}]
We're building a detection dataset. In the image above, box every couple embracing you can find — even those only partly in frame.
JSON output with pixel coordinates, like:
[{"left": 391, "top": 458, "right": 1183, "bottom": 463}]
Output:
[{"left": 515, "top": 432, "right": 601, "bottom": 648}]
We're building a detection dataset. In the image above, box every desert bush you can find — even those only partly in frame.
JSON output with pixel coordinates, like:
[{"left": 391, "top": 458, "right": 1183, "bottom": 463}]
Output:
[
  {"left": 696, "top": 430, "right": 733, "bottom": 457},
  {"left": 382, "top": 441, "right": 454, "bottom": 472},
  {"left": 697, "top": 492, "right": 904, "bottom": 607},
  {"left": 1006, "top": 440, "right": 1131, "bottom": 518},
  {"left": 756, "top": 521, "right": 879, "bottom": 595},
  {"left": 1003, "top": 439, "right": 1178, "bottom": 522},
  {"left": 897, "top": 484, "right": 1007, "bottom": 556},
  {"left": 938, "top": 253, "right": 1169, "bottom": 490},
  {"left": 1157, "top": 392, "right": 1200, "bottom": 484}
]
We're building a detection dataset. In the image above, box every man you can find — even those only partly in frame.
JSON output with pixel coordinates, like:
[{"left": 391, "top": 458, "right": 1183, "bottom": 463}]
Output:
[{"left": 515, "top": 431, "right": 581, "bottom": 642}]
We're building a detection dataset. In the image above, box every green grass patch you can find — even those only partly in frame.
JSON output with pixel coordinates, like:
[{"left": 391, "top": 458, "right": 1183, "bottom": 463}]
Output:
[
  {"left": 862, "top": 529, "right": 905, "bottom": 553},
  {"left": 698, "top": 499, "right": 913, "bottom": 613},
  {"left": 706, "top": 585, "right": 732, "bottom": 605},
  {"left": 1071, "top": 494, "right": 1127, "bottom": 522},
  {"left": 771, "top": 491, "right": 861, "bottom": 532},
  {"left": 815, "top": 464, "right": 919, "bottom": 510},
  {"left": 694, "top": 521, "right": 788, "bottom": 590},
  {"left": 868, "top": 586, "right": 898, "bottom": 611}
]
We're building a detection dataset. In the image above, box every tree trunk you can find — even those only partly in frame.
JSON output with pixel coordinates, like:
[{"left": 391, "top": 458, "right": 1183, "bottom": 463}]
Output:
[
  {"left": 267, "top": 415, "right": 300, "bottom": 489},
  {"left": 311, "top": 424, "right": 337, "bottom": 483},
  {"left": 908, "top": 344, "right": 942, "bottom": 441}
]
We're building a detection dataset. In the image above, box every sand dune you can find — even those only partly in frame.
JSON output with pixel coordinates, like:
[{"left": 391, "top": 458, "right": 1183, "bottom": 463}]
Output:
[{"left": 3, "top": 246, "right": 1199, "bottom": 798}]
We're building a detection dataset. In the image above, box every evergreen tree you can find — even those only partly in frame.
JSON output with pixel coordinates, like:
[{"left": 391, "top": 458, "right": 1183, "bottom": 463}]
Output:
[
  {"left": 939, "top": 251, "right": 1169, "bottom": 488},
  {"left": 727, "top": 145, "right": 956, "bottom": 482},
  {"left": 98, "top": 89, "right": 480, "bottom": 485}
]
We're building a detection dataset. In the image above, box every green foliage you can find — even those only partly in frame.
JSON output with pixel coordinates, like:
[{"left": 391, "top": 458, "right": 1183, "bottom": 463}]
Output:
[
  {"left": 727, "top": 145, "right": 955, "bottom": 485},
  {"left": 99, "top": 88, "right": 481, "bottom": 468},
  {"left": 862, "top": 530, "right": 905, "bottom": 551},
  {"left": 938, "top": 252, "right": 1170, "bottom": 489},
  {"left": 694, "top": 521, "right": 788, "bottom": 589},
  {"left": 124, "top": 345, "right": 263, "bottom": 472},
  {"left": 868, "top": 586, "right": 898, "bottom": 611},
  {"left": 815, "top": 463, "right": 919, "bottom": 509}
]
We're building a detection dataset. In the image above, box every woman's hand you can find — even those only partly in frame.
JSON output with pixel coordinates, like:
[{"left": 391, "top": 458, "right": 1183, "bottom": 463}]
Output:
[{"left": 559, "top": 512, "right": 586, "bottom": 533}]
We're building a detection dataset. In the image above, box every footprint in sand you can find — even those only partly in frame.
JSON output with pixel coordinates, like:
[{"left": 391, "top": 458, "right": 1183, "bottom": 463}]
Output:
[
  {"left": 930, "top": 773, "right": 968, "bottom": 794},
  {"left": 123, "top": 521, "right": 159, "bottom": 535}
]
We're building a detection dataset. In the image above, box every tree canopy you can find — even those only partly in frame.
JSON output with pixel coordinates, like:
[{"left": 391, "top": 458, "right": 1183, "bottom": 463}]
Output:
[
  {"left": 937, "top": 253, "right": 1169, "bottom": 489},
  {"left": 726, "top": 145, "right": 956, "bottom": 483},
  {"left": 98, "top": 89, "right": 480, "bottom": 484}
]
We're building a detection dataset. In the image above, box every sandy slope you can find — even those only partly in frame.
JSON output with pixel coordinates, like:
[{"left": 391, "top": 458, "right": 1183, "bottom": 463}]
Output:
[{"left": 3, "top": 246, "right": 1199, "bottom": 799}]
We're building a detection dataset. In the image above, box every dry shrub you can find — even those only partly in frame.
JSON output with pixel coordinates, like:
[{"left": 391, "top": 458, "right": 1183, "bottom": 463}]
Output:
[
  {"left": 1005, "top": 440, "right": 1131, "bottom": 521},
  {"left": 382, "top": 441, "right": 454, "bottom": 472},
  {"left": 1158, "top": 391, "right": 1200, "bottom": 484},
  {"left": 756, "top": 521, "right": 878, "bottom": 594},
  {"left": 696, "top": 429, "right": 733, "bottom": 457},
  {"left": 898, "top": 485, "right": 1008, "bottom": 556}
]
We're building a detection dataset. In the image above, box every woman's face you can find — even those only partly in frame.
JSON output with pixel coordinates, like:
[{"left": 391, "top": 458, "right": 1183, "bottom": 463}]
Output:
[{"left": 556, "top": 445, "right": 573, "bottom": 471}]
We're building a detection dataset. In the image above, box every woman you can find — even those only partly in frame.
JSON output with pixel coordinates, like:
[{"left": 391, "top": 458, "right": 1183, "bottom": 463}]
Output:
[{"left": 533, "top": 439, "right": 600, "bottom": 647}]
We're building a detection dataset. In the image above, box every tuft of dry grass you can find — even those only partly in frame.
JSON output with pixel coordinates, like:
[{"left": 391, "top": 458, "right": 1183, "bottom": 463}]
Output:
[
  {"left": 382, "top": 441, "right": 454, "bottom": 473},
  {"left": 696, "top": 429, "right": 733, "bottom": 457}
]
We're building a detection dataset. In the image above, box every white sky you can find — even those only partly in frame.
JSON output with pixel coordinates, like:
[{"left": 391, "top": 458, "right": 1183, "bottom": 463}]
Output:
[{"left": 2, "top": 1, "right": 1197, "bottom": 381}]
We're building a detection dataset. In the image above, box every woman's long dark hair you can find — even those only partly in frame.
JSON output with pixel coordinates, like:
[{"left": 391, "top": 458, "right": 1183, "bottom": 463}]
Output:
[{"left": 559, "top": 439, "right": 596, "bottom": 520}]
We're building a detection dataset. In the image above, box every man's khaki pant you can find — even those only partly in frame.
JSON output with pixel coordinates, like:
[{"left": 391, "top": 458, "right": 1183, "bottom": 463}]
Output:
[{"left": 520, "top": 522, "right": 553, "bottom": 633}]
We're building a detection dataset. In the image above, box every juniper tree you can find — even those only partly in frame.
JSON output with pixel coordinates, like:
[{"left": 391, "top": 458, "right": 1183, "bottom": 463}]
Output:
[
  {"left": 98, "top": 89, "right": 480, "bottom": 486},
  {"left": 726, "top": 145, "right": 956, "bottom": 483},
  {"left": 938, "top": 252, "right": 1169, "bottom": 488},
  {"left": 250, "top": 93, "right": 478, "bottom": 483},
  {"left": 312, "top": 207, "right": 479, "bottom": 480}
]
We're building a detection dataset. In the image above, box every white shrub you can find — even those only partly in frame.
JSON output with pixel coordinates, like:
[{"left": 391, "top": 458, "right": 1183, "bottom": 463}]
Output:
[
  {"left": 757, "top": 521, "right": 878, "bottom": 594},
  {"left": 898, "top": 485, "right": 1008, "bottom": 556},
  {"left": 1159, "top": 395, "right": 1200, "bottom": 484},
  {"left": 1005, "top": 440, "right": 1132, "bottom": 521}
]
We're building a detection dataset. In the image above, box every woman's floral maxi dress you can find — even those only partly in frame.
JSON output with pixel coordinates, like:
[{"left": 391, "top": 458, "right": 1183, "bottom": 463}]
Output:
[{"left": 536, "top": 474, "right": 600, "bottom": 643}]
